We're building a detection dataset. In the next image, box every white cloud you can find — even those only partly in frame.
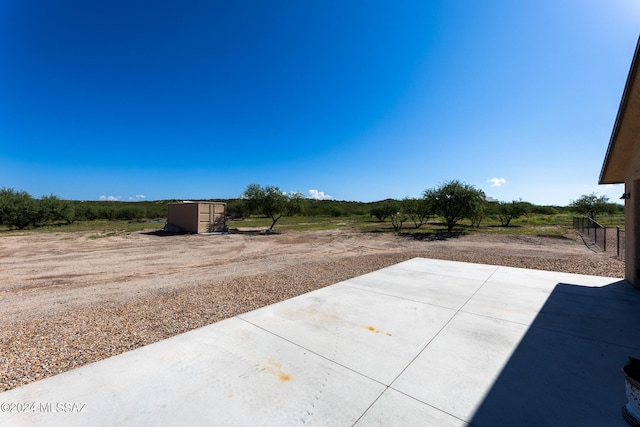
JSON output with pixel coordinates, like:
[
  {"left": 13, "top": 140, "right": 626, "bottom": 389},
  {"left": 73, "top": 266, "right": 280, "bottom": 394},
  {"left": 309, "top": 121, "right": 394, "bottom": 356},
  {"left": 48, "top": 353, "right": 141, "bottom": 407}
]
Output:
[
  {"left": 99, "top": 195, "right": 121, "bottom": 201},
  {"left": 308, "top": 189, "right": 333, "bottom": 200},
  {"left": 487, "top": 178, "right": 507, "bottom": 187},
  {"left": 129, "top": 194, "right": 146, "bottom": 201}
]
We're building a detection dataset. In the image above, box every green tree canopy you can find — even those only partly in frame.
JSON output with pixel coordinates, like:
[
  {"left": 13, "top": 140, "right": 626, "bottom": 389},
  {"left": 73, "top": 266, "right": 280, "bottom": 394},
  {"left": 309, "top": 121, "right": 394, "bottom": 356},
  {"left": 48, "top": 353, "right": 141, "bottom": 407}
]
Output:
[
  {"left": 0, "top": 188, "right": 38, "bottom": 229},
  {"left": 569, "top": 193, "right": 613, "bottom": 220},
  {"left": 401, "top": 197, "right": 431, "bottom": 229},
  {"left": 40, "top": 194, "right": 75, "bottom": 224},
  {"left": 423, "top": 180, "right": 486, "bottom": 232},
  {"left": 370, "top": 199, "right": 397, "bottom": 222},
  {"left": 497, "top": 199, "right": 530, "bottom": 227},
  {"left": 0, "top": 189, "right": 75, "bottom": 228},
  {"left": 242, "top": 184, "right": 305, "bottom": 231}
]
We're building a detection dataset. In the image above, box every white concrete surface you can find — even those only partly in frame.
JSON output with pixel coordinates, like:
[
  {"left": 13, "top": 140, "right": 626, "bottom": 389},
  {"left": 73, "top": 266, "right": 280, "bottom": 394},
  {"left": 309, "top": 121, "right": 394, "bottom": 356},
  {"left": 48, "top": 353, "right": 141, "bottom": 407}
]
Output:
[
  {"left": 1, "top": 258, "right": 638, "bottom": 426},
  {"left": 238, "top": 284, "right": 456, "bottom": 385}
]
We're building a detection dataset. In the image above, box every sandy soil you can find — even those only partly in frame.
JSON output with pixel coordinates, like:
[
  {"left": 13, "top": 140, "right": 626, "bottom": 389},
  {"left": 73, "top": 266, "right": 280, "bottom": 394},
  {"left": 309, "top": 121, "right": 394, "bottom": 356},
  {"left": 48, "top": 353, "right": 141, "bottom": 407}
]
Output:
[
  {"left": 0, "top": 228, "right": 624, "bottom": 326},
  {"left": 0, "top": 228, "right": 624, "bottom": 391}
]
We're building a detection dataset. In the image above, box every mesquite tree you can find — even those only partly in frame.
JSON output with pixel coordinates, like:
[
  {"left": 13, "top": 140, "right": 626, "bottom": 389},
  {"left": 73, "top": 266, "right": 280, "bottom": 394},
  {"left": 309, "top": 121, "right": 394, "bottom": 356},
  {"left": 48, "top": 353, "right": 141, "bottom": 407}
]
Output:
[
  {"left": 242, "top": 184, "right": 305, "bottom": 231},
  {"left": 423, "top": 180, "right": 486, "bottom": 232}
]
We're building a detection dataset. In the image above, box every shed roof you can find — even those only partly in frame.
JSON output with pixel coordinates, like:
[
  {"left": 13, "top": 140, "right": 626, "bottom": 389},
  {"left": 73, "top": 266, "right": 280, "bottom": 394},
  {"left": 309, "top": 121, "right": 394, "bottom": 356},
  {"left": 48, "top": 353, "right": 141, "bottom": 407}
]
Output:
[{"left": 600, "top": 36, "right": 640, "bottom": 184}]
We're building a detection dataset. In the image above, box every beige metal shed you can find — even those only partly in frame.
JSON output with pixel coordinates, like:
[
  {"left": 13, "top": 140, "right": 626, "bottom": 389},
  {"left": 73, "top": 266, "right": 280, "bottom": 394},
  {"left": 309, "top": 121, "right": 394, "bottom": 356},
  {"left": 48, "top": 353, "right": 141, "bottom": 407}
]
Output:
[{"left": 167, "top": 202, "right": 226, "bottom": 233}]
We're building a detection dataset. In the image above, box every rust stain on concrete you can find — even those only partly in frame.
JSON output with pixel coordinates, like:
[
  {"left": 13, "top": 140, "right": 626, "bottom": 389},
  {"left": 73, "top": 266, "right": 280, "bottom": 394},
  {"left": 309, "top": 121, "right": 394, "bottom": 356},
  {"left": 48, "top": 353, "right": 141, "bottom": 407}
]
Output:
[{"left": 257, "top": 357, "right": 292, "bottom": 383}]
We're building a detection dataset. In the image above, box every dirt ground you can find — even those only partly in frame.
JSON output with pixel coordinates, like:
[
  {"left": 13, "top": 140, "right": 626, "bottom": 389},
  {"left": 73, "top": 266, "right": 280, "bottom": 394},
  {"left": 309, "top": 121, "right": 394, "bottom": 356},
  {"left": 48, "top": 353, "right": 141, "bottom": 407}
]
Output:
[
  {"left": 0, "top": 228, "right": 625, "bottom": 391},
  {"left": 0, "top": 228, "right": 622, "bottom": 324}
]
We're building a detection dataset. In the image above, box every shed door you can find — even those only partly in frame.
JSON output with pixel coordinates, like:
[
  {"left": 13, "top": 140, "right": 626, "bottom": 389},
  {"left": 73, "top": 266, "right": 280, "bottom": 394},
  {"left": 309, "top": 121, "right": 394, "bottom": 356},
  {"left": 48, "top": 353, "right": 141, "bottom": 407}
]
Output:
[{"left": 198, "top": 204, "right": 213, "bottom": 233}]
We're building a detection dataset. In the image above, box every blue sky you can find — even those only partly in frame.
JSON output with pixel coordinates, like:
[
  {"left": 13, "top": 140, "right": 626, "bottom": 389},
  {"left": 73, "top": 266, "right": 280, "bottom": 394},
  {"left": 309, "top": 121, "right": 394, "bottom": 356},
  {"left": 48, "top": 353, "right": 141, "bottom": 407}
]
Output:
[{"left": 1, "top": 1, "right": 639, "bottom": 205}]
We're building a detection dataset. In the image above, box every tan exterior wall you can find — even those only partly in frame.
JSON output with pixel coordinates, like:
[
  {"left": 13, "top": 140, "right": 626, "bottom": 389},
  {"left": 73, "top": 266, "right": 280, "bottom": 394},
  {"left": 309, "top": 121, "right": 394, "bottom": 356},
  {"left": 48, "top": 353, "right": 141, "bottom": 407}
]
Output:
[
  {"left": 625, "top": 182, "right": 635, "bottom": 286},
  {"left": 623, "top": 135, "right": 640, "bottom": 287},
  {"left": 168, "top": 202, "right": 226, "bottom": 233},
  {"left": 625, "top": 178, "right": 640, "bottom": 287},
  {"left": 626, "top": 133, "right": 640, "bottom": 180}
]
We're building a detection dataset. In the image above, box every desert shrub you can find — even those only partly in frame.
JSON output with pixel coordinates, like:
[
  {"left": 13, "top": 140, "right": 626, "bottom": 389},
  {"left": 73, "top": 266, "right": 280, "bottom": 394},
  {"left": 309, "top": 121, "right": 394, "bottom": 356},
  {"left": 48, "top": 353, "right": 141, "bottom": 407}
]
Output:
[
  {"left": 39, "top": 194, "right": 75, "bottom": 224},
  {"left": 0, "top": 188, "right": 38, "bottom": 229},
  {"left": 370, "top": 200, "right": 397, "bottom": 222},
  {"left": 73, "top": 203, "right": 99, "bottom": 221},
  {"left": 97, "top": 205, "right": 117, "bottom": 220},
  {"left": 115, "top": 206, "right": 145, "bottom": 220},
  {"left": 530, "top": 205, "right": 559, "bottom": 215},
  {"left": 497, "top": 200, "right": 530, "bottom": 227},
  {"left": 143, "top": 203, "right": 167, "bottom": 219}
]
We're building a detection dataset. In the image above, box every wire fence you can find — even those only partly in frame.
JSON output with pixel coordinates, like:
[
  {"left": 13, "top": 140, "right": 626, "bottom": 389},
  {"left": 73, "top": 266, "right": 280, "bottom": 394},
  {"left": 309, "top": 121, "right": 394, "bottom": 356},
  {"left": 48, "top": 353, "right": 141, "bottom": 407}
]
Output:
[{"left": 572, "top": 216, "right": 625, "bottom": 259}]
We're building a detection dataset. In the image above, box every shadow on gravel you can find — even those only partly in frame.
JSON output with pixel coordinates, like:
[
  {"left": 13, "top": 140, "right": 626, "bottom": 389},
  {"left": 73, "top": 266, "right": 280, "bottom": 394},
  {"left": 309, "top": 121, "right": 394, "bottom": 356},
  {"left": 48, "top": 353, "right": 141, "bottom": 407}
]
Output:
[
  {"left": 141, "top": 230, "right": 190, "bottom": 237},
  {"left": 142, "top": 229, "right": 282, "bottom": 237},
  {"left": 397, "top": 231, "right": 465, "bottom": 241}
]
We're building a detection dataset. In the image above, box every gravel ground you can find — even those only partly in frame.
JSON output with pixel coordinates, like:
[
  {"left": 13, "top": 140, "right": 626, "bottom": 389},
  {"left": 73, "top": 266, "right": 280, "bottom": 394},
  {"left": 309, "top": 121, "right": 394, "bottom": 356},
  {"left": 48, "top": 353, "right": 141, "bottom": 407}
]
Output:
[{"left": 0, "top": 229, "right": 624, "bottom": 392}]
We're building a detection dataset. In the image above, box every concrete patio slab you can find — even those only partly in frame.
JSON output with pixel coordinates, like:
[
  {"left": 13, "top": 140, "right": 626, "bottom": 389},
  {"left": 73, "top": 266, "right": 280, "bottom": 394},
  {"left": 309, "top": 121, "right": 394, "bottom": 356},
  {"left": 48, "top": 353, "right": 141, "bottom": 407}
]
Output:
[
  {"left": 0, "top": 317, "right": 387, "bottom": 426},
  {"left": 509, "top": 280, "right": 640, "bottom": 344},
  {"left": 461, "top": 279, "right": 555, "bottom": 325},
  {"left": 239, "top": 283, "right": 456, "bottom": 384},
  {"left": 392, "top": 312, "right": 530, "bottom": 422},
  {"left": 0, "top": 257, "right": 637, "bottom": 426},
  {"left": 468, "top": 319, "right": 637, "bottom": 426},
  {"left": 488, "top": 265, "right": 617, "bottom": 290},
  {"left": 388, "top": 258, "right": 499, "bottom": 281},
  {"left": 354, "top": 388, "right": 469, "bottom": 427},
  {"left": 345, "top": 268, "right": 488, "bottom": 310}
]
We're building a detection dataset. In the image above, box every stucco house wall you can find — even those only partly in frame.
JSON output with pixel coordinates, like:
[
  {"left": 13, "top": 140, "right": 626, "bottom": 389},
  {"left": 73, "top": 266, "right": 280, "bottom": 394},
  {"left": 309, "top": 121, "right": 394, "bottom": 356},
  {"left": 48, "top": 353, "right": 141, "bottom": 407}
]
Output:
[{"left": 600, "top": 36, "right": 640, "bottom": 287}]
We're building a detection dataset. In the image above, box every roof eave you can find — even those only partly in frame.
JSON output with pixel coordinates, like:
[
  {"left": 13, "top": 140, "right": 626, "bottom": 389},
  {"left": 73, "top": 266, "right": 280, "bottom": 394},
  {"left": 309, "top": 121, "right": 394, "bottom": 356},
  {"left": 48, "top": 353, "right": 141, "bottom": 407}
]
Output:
[{"left": 599, "top": 35, "right": 640, "bottom": 185}]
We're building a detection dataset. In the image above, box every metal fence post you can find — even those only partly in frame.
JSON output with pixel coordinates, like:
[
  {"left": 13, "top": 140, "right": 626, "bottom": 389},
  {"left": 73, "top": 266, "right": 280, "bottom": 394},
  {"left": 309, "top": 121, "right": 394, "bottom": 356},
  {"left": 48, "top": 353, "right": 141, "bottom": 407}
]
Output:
[{"left": 617, "top": 227, "right": 620, "bottom": 258}]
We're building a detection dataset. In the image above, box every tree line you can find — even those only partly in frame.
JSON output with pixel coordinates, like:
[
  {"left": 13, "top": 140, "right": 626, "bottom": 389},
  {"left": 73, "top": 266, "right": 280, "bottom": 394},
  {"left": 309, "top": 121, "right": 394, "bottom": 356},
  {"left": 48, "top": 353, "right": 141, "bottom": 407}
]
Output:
[
  {"left": 239, "top": 181, "right": 623, "bottom": 232},
  {"left": 0, "top": 188, "right": 167, "bottom": 229},
  {"left": 239, "top": 182, "right": 624, "bottom": 232},
  {"left": 0, "top": 183, "right": 623, "bottom": 231}
]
